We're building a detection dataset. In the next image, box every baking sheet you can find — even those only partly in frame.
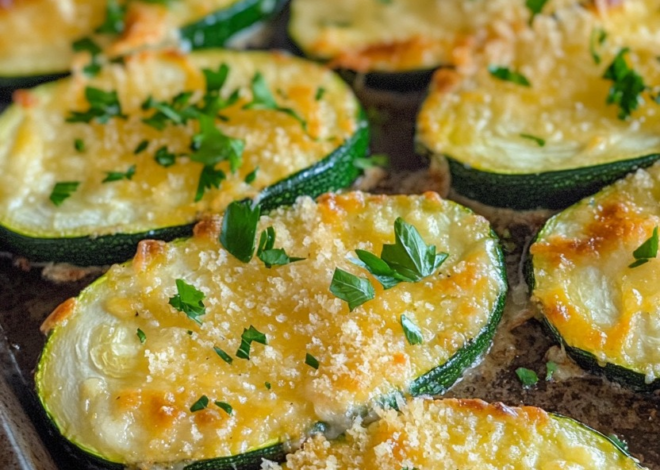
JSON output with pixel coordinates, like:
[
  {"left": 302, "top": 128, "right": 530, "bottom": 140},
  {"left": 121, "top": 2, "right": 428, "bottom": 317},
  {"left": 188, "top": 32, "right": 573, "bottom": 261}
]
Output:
[{"left": 0, "top": 7, "right": 659, "bottom": 469}]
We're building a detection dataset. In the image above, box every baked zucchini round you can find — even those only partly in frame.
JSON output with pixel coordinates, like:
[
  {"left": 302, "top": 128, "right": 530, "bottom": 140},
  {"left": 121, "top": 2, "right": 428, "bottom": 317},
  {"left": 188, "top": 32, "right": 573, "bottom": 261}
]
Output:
[
  {"left": 36, "top": 191, "right": 507, "bottom": 468},
  {"left": 417, "top": 2, "right": 660, "bottom": 210},
  {"left": 0, "top": 0, "right": 287, "bottom": 90},
  {"left": 530, "top": 164, "right": 660, "bottom": 389},
  {"left": 271, "top": 398, "right": 646, "bottom": 469},
  {"left": 0, "top": 48, "right": 368, "bottom": 266}
]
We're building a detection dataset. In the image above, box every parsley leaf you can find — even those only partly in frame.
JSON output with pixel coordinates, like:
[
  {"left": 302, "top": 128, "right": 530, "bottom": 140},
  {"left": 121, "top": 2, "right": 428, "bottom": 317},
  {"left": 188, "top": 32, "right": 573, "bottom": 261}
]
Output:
[
  {"left": 154, "top": 146, "right": 177, "bottom": 167},
  {"left": 243, "top": 72, "right": 308, "bottom": 131},
  {"left": 195, "top": 166, "right": 226, "bottom": 202},
  {"left": 190, "top": 395, "right": 209, "bottom": 412},
  {"left": 488, "top": 66, "right": 531, "bottom": 87},
  {"left": 329, "top": 268, "right": 375, "bottom": 311},
  {"left": 516, "top": 367, "right": 539, "bottom": 387},
  {"left": 244, "top": 167, "right": 258, "bottom": 184},
  {"left": 95, "top": 0, "right": 125, "bottom": 34},
  {"left": 590, "top": 28, "right": 607, "bottom": 65},
  {"left": 66, "top": 87, "right": 126, "bottom": 124},
  {"left": 220, "top": 200, "right": 261, "bottom": 263},
  {"left": 72, "top": 37, "right": 103, "bottom": 76},
  {"left": 134, "top": 140, "right": 149, "bottom": 154},
  {"left": 214, "top": 346, "right": 233, "bottom": 364},
  {"left": 169, "top": 279, "right": 206, "bottom": 325},
  {"left": 203, "top": 64, "right": 230, "bottom": 93},
  {"left": 603, "top": 48, "right": 647, "bottom": 120},
  {"left": 214, "top": 401, "right": 233, "bottom": 415},
  {"left": 102, "top": 164, "right": 135, "bottom": 183},
  {"left": 191, "top": 115, "right": 244, "bottom": 173},
  {"left": 545, "top": 361, "right": 558, "bottom": 381},
  {"left": 315, "top": 87, "right": 326, "bottom": 101},
  {"left": 629, "top": 226, "right": 658, "bottom": 268},
  {"left": 136, "top": 328, "right": 146, "bottom": 344},
  {"left": 74, "top": 138, "right": 85, "bottom": 152},
  {"left": 236, "top": 325, "right": 267, "bottom": 360},
  {"left": 256, "top": 226, "right": 305, "bottom": 268},
  {"left": 400, "top": 315, "right": 423, "bottom": 345},
  {"left": 305, "top": 353, "right": 319, "bottom": 370},
  {"left": 142, "top": 92, "right": 199, "bottom": 130},
  {"left": 265, "top": 382, "right": 271, "bottom": 389},
  {"left": 49, "top": 182, "right": 80, "bottom": 206},
  {"left": 525, "top": 0, "right": 549, "bottom": 25},
  {"left": 520, "top": 133, "right": 546, "bottom": 147}
]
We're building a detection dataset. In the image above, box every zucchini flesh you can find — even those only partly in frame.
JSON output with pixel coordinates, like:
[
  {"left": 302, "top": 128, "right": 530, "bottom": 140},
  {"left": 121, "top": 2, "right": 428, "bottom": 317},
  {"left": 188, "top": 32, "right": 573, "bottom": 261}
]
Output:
[
  {"left": 531, "top": 164, "right": 660, "bottom": 388},
  {"left": 0, "top": 49, "right": 367, "bottom": 266},
  {"left": 36, "top": 192, "right": 507, "bottom": 466},
  {"left": 289, "top": 0, "right": 533, "bottom": 74},
  {"left": 0, "top": 0, "right": 284, "bottom": 82},
  {"left": 273, "top": 398, "right": 646, "bottom": 469},
  {"left": 416, "top": 2, "right": 660, "bottom": 210}
]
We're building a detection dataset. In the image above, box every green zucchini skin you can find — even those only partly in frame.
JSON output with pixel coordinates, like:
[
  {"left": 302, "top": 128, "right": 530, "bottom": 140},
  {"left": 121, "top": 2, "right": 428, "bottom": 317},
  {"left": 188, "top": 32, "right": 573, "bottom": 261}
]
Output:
[
  {"left": 409, "top": 232, "right": 506, "bottom": 396},
  {"left": 0, "top": 112, "right": 368, "bottom": 267},
  {"left": 446, "top": 153, "right": 660, "bottom": 211},
  {"left": 183, "top": 444, "right": 286, "bottom": 470}
]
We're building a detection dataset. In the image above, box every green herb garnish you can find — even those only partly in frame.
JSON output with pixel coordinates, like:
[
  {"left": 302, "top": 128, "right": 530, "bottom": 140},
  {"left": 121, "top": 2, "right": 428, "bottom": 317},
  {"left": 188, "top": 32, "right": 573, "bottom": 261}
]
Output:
[
  {"left": 525, "top": 0, "right": 549, "bottom": 25},
  {"left": 354, "top": 153, "right": 390, "bottom": 170},
  {"left": 74, "top": 138, "right": 85, "bottom": 152},
  {"left": 49, "top": 182, "right": 80, "bottom": 206},
  {"left": 136, "top": 328, "right": 146, "bottom": 344},
  {"left": 195, "top": 166, "right": 226, "bottom": 202},
  {"left": 400, "top": 315, "right": 423, "bottom": 345},
  {"left": 102, "top": 164, "right": 135, "bottom": 183},
  {"left": 244, "top": 167, "right": 258, "bottom": 184},
  {"left": 488, "top": 66, "right": 531, "bottom": 87},
  {"left": 305, "top": 353, "right": 320, "bottom": 370},
  {"left": 213, "top": 346, "right": 233, "bottom": 364},
  {"left": 154, "top": 146, "right": 177, "bottom": 167},
  {"left": 603, "top": 48, "right": 647, "bottom": 120},
  {"left": 134, "top": 140, "right": 149, "bottom": 154},
  {"left": 190, "top": 395, "right": 209, "bottom": 412},
  {"left": 142, "top": 92, "right": 198, "bottom": 130},
  {"left": 590, "top": 28, "right": 607, "bottom": 65},
  {"left": 243, "top": 72, "right": 308, "bottom": 131},
  {"left": 214, "top": 401, "right": 233, "bottom": 415},
  {"left": 545, "top": 361, "right": 558, "bottom": 381},
  {"left": 265, "top": 382, "right": 271, "bottom": 389},
  {"left": 66, "top": 87, "right": 126, "bottom": 124},
  {"left": 95, "top": 0, "right": 125, "bottom": 34},
  {"left": 329, "top": 268, "right": 375, "bottom": 311},
  {"left": 519, "top": 133, "right": 546, "bottom": 147},
  {"left": 315, "top": 87, "right": 326, "bottom": 101},
  {"left": 236, "top": 325, "right": 267, "bottom": 360},
  {"left": 256, "top": 226, "right": 305, "bottom": 268},
  {"left": 72, "top": 37, "right": 102, "bottom": 76},
  {"left": 169, "top": 279, "right": 206, "bottom": 325},
  {"left": 220, "top": 200, "right": 261, "bottom": 263},
  {"left": 629, "top": 226, "right": 658, "bottom": 268},
  {"left": 516, "top": 367, "right": 539, "bottom": 387}
]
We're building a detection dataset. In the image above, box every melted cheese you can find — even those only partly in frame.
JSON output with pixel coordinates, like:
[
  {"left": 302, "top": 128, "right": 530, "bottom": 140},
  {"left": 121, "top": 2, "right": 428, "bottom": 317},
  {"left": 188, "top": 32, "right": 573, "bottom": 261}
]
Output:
[
  {"left": 417, "top": 0, "right": 660, "bottom": 174},
  {"left": 0, "top": 0, "right": 246, "bottom": 77},
  {"left": 0, "top": 49, "right": 360, "bottom": 237},
  {"left": 36, "top": 192, "right": 506, "bottom": 465},
  {"left": 270, "top": 398, "right": 645, "bottom": 470},
  {"left": 531, "top": 163, "right": 660, "bottom": 383}
]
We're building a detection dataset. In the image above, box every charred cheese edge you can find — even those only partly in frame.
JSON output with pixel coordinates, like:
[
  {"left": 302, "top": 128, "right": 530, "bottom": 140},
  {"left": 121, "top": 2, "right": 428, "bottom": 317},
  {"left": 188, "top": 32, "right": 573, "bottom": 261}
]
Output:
[
  {"left": 531, "top": 164, "right": 660, "bottom": 387},
  {"left": 416, "top": 0, "right": 660, "bottom": 209},
  {"left": 0, "top": 0, "right": 281, "bottom": 79},
  {"left": 0, "top": 48, "right": 365, "bottom": 263},
  {"left": 36, "top": 192, "right": 507, "bottom": 466},
  {"left": 267, "top": 398, "right": 646, "bottom": 470}
]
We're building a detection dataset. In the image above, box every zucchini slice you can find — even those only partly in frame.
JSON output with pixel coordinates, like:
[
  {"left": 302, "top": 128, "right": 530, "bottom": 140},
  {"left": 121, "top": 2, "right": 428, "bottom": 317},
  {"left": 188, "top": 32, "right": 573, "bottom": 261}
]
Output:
[
  {"left": 272, "top": 398, "right": 646, "bottom": 469},
  {"left": 36, "top": 192, "right": 507, "bottom": 467},
  {"left": 530, "top": 164, "right": 660, "bottom": 389},
  {"left": 416, "top": 3, "right": 660, "bottom": 210},
  {"left": 0, "top": 49, "right": 368, "bottom": 266},
  {"left": 0, "top": 0, "right": 287, "bottom": 89}
]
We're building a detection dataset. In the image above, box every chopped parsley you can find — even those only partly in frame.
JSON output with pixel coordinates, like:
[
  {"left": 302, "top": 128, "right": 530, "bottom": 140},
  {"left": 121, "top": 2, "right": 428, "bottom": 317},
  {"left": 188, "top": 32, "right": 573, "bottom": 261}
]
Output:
[
  {"left": 400, "top": 315, "right": 423, "bottom": 345},
  {"left": 236, "top": 325, "right": 268, "bottom": 360},
  {"left": 590, "top": 28, "right": 607, "bottom": 65},
  {"left": 488, "top": 66, "right": 531, "bottom": 87},
  {"left": 95, "top": 0, "right": 125, "bottom": 34},
  {"left": 136, "top": 328, "right": 146, "bottom": 344},
  {"left": 351, "top": 218, "right": 448, "bottom": 289},
  {"left": 519, "top": 133, "right": 546, "bottom": 147},
  {"left": 213, "top": 346, "right": 233, "bottom": 364},
  {"left": 545, "top": 361, "right": 558, "bottom": 381},
  {"left": 72, "top": 37, "right": 102, "bottom": 76},
  {"left": 134, "top": 140, "right": 149, "bottom": 155},
  {"left": 265, "top": 382, "right": 271, "bottom": 390},
  {"left": 49, "top": 182, "right": 80, "bottom": 206},
  {"left": 66, "top": 87, "right": 126, "bottom": 124},
  {"left": 190, "top": 395, "right": 209, "bottom": 412},
  {"left": 603, "top": 48, "right": 647, "bottom": 120},
  {"left": 244, "top": 167, "right": 258, "bottom": 184},
  {"left": 168, "top": 279, "right": 206, "bottom": 325},
  {"left": 214, "top": 401, "right": 233, "bottom": 415},
  {"left": 102, "top": 164, "right": 135, "bottom": 183},
  {"left": 203, "top": 63, "right": 230, "bottom": 93},
  {"left": 629, "top": 226, "right": 658, "bottom": 268},
  {"left": 256, "top": 226, "right": 305, "bottom": 268},
  {"left": 354, "top": 153, "right": 390, "bottom": 170},
  {"left": 516, "top": 367, "right": 539, "bottom": 387},
  {"left": 154, "top": 146, "right": 177, "bottom": 167},
  {"left": 142, "top": 92, "right": 198, "bottom": 130},
  {"left": 305, "top": 353, "right": 320, "bottom": 370},
  {"left": 195, "top": 166, "right": 226, "bottom": 202},
  {"left": 329, "top": 268, "right": 375, "bottom": 311},
  {"left": 74, "top": 138, "right": 85, "bottom": 152},
  {"left": 525, "top": 0, "right": 549, "bottom": 25},
  {"left": 315, "top": 87, "right": 326, "bottom": 101},
  {"left": 243, "top": 72, "right": 308, "bottom": 131},
  {"left": 220, "top": 200, "right": 261, "bottom": 263}
]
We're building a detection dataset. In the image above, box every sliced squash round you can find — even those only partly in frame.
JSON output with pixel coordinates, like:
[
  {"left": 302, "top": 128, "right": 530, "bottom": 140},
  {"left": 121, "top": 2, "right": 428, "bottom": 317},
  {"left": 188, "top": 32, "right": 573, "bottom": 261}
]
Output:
[
  {"left": 36, "top": 191, "right": 507, "bottom": 468},
  {"left": 0, "top": 0, "right": 287, "bottom": 89},
  {"left": 271, "top": 398, "right": 646, "bottom": 469},
  {"left": 530, "top": 164, "right": 660, "bottom": 389},
  {"left": 417, "top": 2, "right": 660, "bottom": 210},
  {"left": 0, "top": 48, "right": 368, "bottom": 266}
]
